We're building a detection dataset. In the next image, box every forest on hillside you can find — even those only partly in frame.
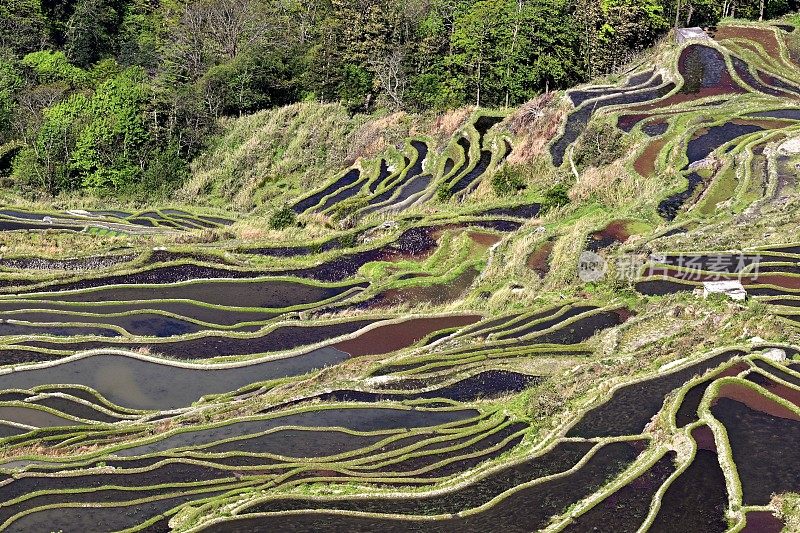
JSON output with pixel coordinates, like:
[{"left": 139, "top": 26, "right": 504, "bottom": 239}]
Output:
[{"left": 0, "top": 0, "right": 795, "bottom": 198}]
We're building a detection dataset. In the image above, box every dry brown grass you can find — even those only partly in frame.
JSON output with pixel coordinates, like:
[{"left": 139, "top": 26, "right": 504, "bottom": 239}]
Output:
[
  {"left": 569, "top": 159, "right": 663, "bottom": 210},
  {"left": 506, "top": 93, "right": 564, "bottom": 165},
  {"left": 431, "top": 107, "right": 475, "bottom": 140},
  {"left": 346, "top": 112, "right": 408, "bottom": 163}
]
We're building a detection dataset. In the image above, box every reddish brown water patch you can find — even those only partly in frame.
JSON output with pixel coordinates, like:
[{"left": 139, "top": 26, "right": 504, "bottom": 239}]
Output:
[
  {"left": 368, "top": 267, "right": 480, "bottom": 309},
  {"left": 635, "top": 139, "right": 667, "bottom": 176},
  {"left": 691, "top": 424, "right": 717, "bottom": 452},
  {"left": 628, "top": 85, "right": 746, "bottom": 112},
  {"left": 587, "top": 220, "right": 639, "bottom": 252},
  {"left": 526, "top": 240, "right": 554, "bottom": 277},
  {"left": 717, "top": 382, "right": 800, "bottom": 420},
  {"left": 333, "top": 315, "right": 481, "bottom": 356},
  {"left": 745, "top": 274, "right": 800, "bottom": 289},
  {"left": 715, "top": 26, "right": 781, "bottom": 59},
  {"left": 467, "top": 231, "right": 502, "bottom": 247},
  {"left": 676, "top": 362, "right": 751, "bottom": 427},
  {"left": 742, "top": 510, "right": 785, "bottom": 533},
  {"left": 747, "top": 372, "right": 800, "bottom": 408}
]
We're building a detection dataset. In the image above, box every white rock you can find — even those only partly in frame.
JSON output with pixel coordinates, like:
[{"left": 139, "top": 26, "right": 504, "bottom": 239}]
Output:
[
  {"left": 703, "top": 280, "right": 747, "bottom": 301},
  {"left": 778, "top": 137, "right": 800, "bottom": 155},
  {"left": 659, "top": 357, "right": 688, "bottom": 373},
  {"left": 676, "top": 27, "right": 709, "bottom": 43},
  {"left": 762, "top": 348, "right": 787, "bottom": 362}
]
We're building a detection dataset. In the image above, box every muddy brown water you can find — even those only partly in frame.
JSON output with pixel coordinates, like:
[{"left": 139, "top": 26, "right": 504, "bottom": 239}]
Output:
[
  {"left": 466, "top": 231, "right": 502, "bottom": 248},
  {"left": 675, "top": 361, "right": 750, "bottom": 427},
  {"left": 692, "top": 424, "right": 717, "bottom": 452},
  {"left": 745, "top": 371, "right": 800, "bottom": 408},
  {"left": 333, "top": 315, "right": 480, "bottom": 356},
  {"left": 742, "top": 511, "right": 785, "bottom": 533},
  {"left": 526, "top": 240, "right": 554, "bottom": 277},
  {"left": 711, "top": 397, "right": 800, "bottom": 505},
  {"left": 715, "top": 26, "right": 781, "bottom": 58},
  {"left": 586, "top": 220, "right": 636, "bottom": 251},
  {"left": 634, "top": 138, "right": 666, "bottom": 176},
  {"left": 717, "top": 382, "right": 800, "bottom": 420}
]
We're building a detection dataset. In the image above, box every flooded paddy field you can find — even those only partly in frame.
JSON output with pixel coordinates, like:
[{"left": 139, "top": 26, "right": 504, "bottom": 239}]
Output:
[{"left": 4, "top": 23, "right": 800, "bottom": 532}]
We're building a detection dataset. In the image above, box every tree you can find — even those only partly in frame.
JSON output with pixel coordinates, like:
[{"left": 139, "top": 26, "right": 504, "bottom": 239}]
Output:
[
  {"left": 64, "top": 0, "right": 125, "bottom": 67},
  {"left": 0, "top": 0, "right": 49, "bottom": 54},
  {"left": 19, "top": 92, "right": 89, "bottom": 193},
  {"left": 198, "top": 47, "right": 298, "bottom": 117},
  {"left": 71, "top": 67, "right": 149, "bottom": 189},
  {"left": 0, "top": 58, "right": 23, "bottom": 143}
]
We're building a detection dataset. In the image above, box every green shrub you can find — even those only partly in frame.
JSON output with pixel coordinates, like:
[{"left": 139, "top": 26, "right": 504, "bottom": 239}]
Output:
[
  {"left": 436, "top": 183, "right": 453, "bottom": 201},
  {"left": 269, "top": 205, "right": 296, "bottom": 230},
  {"left": 541, "top": 184, "right": 570, "bottom": 212},
  {"left": 491, "top": 165, "right": 526, "bottom": 196},
  {"left": 572, "top": 122, "right": 625, "bottom": 169}
]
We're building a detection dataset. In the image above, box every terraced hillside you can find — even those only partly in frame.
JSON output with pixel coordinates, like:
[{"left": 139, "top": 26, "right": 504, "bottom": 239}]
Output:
[{"left": 3, "top": 20, "right": 800, "bottom": 533}]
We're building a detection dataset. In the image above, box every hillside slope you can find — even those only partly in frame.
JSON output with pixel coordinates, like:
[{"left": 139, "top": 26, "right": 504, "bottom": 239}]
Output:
[{"left": 0, "top": 19, "right": 800, "bottom": 533}]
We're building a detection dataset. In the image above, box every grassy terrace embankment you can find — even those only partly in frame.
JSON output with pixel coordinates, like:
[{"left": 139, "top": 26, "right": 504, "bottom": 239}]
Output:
[{"left": 2, "top": 18, "right": 800, "bottom": 533}]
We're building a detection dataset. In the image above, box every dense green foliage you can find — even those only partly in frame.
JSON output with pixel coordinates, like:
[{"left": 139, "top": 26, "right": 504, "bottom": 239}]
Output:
[
  {"left": 0, "top": 0, "right": 793, "bottom": 197},
  {"left": 491, "top": 165, "right": 527, "bottom": 196},
  {"left": 268, "top": 205, "right": 297, "bottom": 230}
]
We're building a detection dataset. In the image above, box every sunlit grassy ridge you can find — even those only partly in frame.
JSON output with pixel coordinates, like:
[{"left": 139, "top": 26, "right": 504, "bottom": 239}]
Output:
[{"left": 1, "top": 18, "right": 800, "bottom": 533}]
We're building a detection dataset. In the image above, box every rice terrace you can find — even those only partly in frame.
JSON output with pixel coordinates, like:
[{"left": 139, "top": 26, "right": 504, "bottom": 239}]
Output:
[{"left": 3, "top": 1, "right": 800, "bottom": 532}]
